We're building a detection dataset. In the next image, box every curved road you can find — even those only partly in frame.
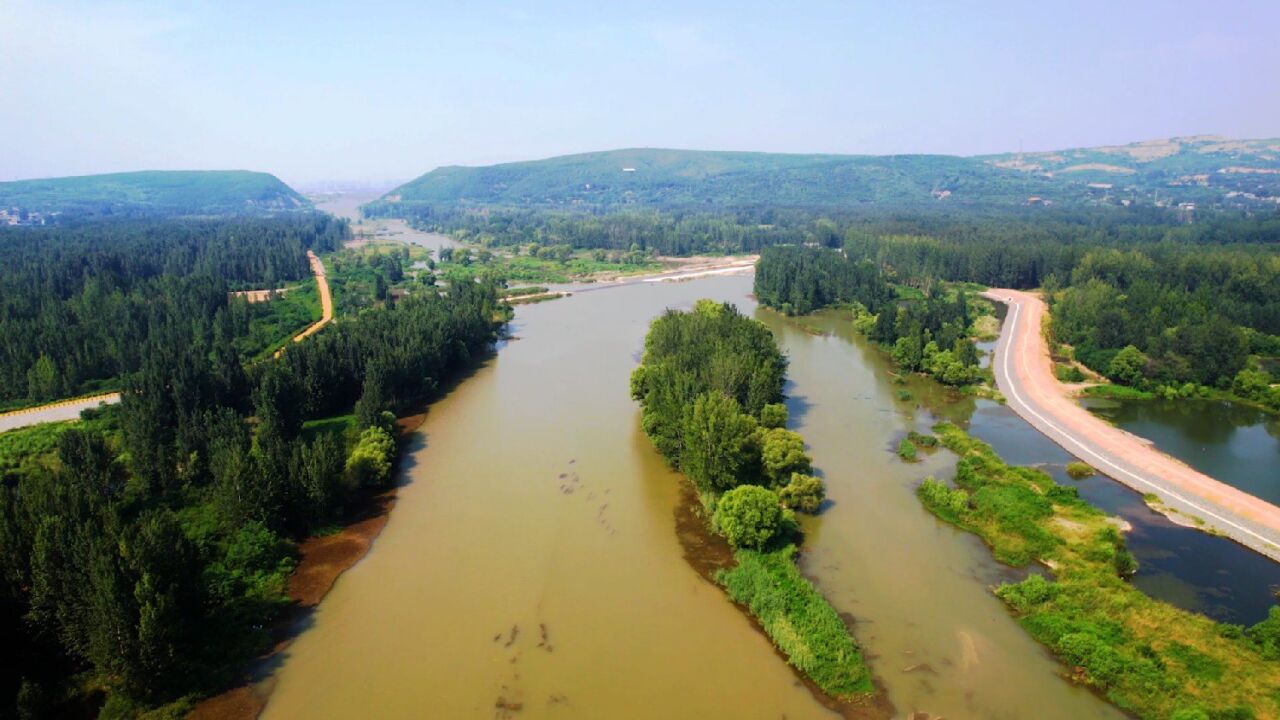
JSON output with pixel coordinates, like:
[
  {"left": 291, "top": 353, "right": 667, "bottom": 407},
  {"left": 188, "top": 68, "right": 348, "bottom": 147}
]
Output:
[
  {"left": 985, "top": 288, "right": 1280, "bottom": 562},
  {"left": 275, "top": 250, "right": 333, "bottom": 357}
]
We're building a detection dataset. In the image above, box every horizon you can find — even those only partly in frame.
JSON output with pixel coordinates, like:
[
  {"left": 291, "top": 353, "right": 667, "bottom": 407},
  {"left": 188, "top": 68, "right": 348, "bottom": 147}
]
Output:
[{"left": 3, "top": 1, "right": 1279, "bottom": 186}]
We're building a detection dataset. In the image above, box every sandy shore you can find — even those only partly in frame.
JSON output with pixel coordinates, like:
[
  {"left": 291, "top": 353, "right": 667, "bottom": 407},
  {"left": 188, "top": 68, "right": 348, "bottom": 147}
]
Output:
[{"left": 984, "top": 288, "right": 1280, "bottom": 561}]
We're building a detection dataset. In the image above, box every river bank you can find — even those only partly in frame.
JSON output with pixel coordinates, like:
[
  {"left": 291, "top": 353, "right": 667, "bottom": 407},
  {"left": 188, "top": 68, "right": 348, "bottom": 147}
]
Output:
[{"left": 189, "top": 411, "right": 432, "bottom": 720}]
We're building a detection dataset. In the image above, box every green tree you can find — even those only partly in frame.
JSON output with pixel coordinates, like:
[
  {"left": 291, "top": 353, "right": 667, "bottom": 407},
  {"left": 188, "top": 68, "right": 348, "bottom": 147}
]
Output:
[
  {"left": 681, "top": 392, "right": 757, "bottom": 494},
  {"left": 713, "top": 485, "right": 786, "bottom": 549},
  {"left": 26, "top": 354, "right": 60, "bottom": 400},
  {"left": 759, "top": 428, "right": 811, "bottom": 486},
  {"left": 345, "top": 426, "right": 396, "bottom": 489},
  {"left": 1107, "top": 345, "right": 1148, "bottom": 387},
  {"left": 759, "top": 402, "right": 789, "bottom": 429},
  {"left": 778, "top": 473, "right": 825, "bottom": 513}
]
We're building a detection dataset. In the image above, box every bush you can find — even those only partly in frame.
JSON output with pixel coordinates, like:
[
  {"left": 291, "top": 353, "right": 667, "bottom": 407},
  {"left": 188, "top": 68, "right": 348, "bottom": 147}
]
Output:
[
  {"left": 344, "top": 426, "right": 396, "bottom": 488},
  {"left": 713, "top": 485, "right": 786, "bottom": 549},
  {"left": 779, "top": 473, "right": 825, "bottom": 513},
  {"left": 1066, "top": 461, "right": 1094, "bottom": 479},
  {"left": 759, "top": 402, "right": 789, "bottom": 429},
  {"left": 917, "top": 477, "right": 969, "bottom": 519},
  {"left": 996, "top": 574, "right": 1059, "bottom": 611},
  {"left": 897, "top": 437, "right": 918, "bottom": 461}
]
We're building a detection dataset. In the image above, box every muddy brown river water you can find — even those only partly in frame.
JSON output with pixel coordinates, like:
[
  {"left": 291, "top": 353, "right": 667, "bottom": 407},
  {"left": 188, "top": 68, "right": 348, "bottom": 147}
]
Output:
[{"left": 260, "top": 275, "right": 1124, "bottom": 719}]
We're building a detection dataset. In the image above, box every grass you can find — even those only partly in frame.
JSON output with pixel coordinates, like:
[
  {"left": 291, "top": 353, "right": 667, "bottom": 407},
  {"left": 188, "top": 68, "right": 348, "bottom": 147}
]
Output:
[
  {"left": 918, "top": 423, "right": 1280, "bottom": 720},
  {"left": 301, "top": 413, "right": 357, "bottom": 444},
  {"left": 1066, "top": 461, "right": 1095, "bottom": 479},
  {"left": 1055, "top": 363, "right": 1087, "bottom": 383},
  {"left": 499, "top": 285, "right": 549, "bottom": 298},
  {"left": 0, "top": 405, "right": 121, "bottom": 476},
  {"left": 236, "top": 280, "right": 322, "bottom": 360},
  {"left": 1080, "top": 384, "right": 1155, "bottom": 400},
  {"left": 718, "top": 547, "right": 873, "bottom": 698}
]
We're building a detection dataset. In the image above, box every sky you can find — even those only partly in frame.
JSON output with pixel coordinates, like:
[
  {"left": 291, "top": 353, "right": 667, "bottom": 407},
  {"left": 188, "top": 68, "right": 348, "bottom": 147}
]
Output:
[{"left": 3, "top": 0, "right": 1279, "bottom": 186}]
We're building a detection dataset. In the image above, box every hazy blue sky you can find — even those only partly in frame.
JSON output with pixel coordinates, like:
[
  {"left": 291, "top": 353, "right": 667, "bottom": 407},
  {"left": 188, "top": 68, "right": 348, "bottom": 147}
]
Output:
[{"left": 3, "top": 0, "right": 1279, "bottom": 185}]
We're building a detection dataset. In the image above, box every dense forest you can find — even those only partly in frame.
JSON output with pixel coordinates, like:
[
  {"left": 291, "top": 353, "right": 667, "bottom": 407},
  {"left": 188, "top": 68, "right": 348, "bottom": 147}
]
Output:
[
  {"left": 0, "top": 216, "right": 506, "bottom": 716},
  {"left": 630, "top": 301, "right": 871, "bottom": 698},
  {"left": 0, "top": 215, "right": 347, "bottom": 403},
  {"left": 748, "top": 207, "right": 1280, "bottom": 403},
  {"left": 754, "top": 246, "right": 985, "bottom": 386}
]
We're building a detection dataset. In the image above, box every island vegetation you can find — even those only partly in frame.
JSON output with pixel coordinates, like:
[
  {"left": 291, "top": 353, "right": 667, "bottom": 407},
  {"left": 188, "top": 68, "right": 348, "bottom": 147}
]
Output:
[
  {"left": 629, "top": 300, "right": 872, "bottom": 699},
  {"left": 917, "top": 424, "right": 1280, "bottom": 720}
]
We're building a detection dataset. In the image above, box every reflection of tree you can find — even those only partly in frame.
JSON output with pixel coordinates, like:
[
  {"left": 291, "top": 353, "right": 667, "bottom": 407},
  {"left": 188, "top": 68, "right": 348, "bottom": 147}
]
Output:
[{"left": 1266, "top": 419, "right": 1280, "bottom": 443}]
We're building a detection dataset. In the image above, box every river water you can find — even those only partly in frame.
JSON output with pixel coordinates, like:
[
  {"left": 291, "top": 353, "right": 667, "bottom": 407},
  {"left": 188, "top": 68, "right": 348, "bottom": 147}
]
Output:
[
  {"left": 262, "top": 276, "right": 1133, "bottom": 719},
  {"left": 1082, "top": 397, "right": 1280, "bottom": 505}
]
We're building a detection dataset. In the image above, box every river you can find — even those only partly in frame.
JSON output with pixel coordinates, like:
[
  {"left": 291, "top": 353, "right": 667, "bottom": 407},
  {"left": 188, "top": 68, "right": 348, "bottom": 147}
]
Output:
[
  {"left": 1082, "top": 396, "right": 1280, "bottom": 505},
  {"left": 261, "top": 276, "right": 1127, "bottom": 719}
]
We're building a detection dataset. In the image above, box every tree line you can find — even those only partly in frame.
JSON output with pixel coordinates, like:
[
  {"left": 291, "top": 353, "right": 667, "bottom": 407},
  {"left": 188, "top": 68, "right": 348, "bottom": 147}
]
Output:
[
  {"left": 754, "top": 246, "right": 984, "bottom": 386},
  {"left": 0, "top": 215, "right": 505, "bottom": 716}
]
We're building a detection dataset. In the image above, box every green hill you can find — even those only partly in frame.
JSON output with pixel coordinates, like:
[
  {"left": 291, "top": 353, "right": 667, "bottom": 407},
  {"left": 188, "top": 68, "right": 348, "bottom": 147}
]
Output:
[
  {"left": 0, "top": 170, "right": 309, "bottom": 222},
  {"left": 369, "top": 148, "right": 1073, "bottom": 213},
  {"left": 371, "top": 138, "right": 1280, "bottom": 216}
]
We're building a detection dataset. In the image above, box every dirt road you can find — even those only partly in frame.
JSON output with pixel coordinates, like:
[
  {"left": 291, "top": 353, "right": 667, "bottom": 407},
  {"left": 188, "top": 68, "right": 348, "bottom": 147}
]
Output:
[
  {"left": 276, "top": 251, "right": 333, "bottom": 357},
  {"left": 984, "top": 288, "right": 1280, "bottom": 561}
]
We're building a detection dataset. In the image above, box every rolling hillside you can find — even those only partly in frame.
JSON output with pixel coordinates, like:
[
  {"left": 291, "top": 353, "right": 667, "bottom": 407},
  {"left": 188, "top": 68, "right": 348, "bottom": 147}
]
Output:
[
  {"left": 0, "top": 170, "right": 309, "bottom": 223},
  {"left": 370, "top": 138, "right": 1280, "bottom": 216},
  {"left": 982, "top": 135, "right": 1280, "bottom": 207}
]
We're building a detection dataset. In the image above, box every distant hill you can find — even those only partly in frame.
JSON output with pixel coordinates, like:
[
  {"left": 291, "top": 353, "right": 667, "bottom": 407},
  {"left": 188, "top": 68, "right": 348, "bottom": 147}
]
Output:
[
  {"left": 981, "top": 135, "right": 1280, "bottom": 208},
  {"left": 0, "top": 170, "right": 309, "bottom": 223},
  {"left": 371, "top": 138, "right": 1280, "bottom": 216}
]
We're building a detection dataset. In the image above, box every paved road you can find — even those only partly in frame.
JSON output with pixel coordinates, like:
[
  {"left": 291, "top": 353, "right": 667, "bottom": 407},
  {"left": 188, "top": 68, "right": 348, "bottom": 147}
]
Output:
[
  {"left": 985, "top": 289, "right": 1280, "bottom": 562},
  {"left": 0, "top": 392, "right": 120, "bottom": 433}
]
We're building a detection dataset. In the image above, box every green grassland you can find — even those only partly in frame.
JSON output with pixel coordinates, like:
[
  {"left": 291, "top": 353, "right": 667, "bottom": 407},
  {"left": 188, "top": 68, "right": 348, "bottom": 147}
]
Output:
[{"left": 917, "top": 423, "right": 1280, "bottom": 720}]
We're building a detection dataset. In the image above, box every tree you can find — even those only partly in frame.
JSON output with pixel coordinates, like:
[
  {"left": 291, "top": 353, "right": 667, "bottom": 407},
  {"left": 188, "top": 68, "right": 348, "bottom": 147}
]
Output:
[
  {"left": 759, "top": 403, "right": 788, "bottom": 429},
  {"left": 345, "top": 426, "right": 396, "bottom": 489},
  {"left": 681, "top": 392, "right": 757, "bottom": 494},
  {"left": 1107, "top": 345, "right": 1148, "bottom": 387},
  {"left": 759, "top": 428, "right": 811, "bottom": 486},
  {"left": 354, "top": 362, "right": 390, "bottom": 430},
  {"left": 26, "top": 355, "right": 60, "bottom": 400},
  {"left": 778, "top": 473, "right": 825, "bottom": 513},
  {"left": 713, "top": 485, "right": 786, "bottom": 549}
]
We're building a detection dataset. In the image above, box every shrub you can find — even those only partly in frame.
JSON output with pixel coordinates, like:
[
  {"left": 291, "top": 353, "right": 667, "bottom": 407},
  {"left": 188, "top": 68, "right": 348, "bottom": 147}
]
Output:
[
  {"left": 897, "top": 437, "right": 918, "bottom": 461},
  {"left": 759, "top": 402, "right": 789, "bottom": 429},
  {"left": 1066, "top": 461, "right": 1094, "bottom": 479},
  {"left": 779, "top": 472, "right": 825, "bottom": 513},
  {"left": 759, "top": 427, "right": 811, "bottom": 485},
  {"left": 713, "top": 485, "right": 786, "bottom": 549},
  {"left": 344, "top": 426, "right": 396, "bottom": 488},
  {"left": 907, "top": 431, "right": 937, "bottom": 448},
  {"left": 996, "top": 574, "right": 1059, "bottom": 612}
]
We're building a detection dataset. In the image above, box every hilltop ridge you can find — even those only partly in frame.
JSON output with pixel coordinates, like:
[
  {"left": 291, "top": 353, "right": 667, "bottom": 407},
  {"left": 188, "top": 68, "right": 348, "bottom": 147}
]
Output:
[{"left": 369, "top": 137, "right": 1280, "bottom": 215}]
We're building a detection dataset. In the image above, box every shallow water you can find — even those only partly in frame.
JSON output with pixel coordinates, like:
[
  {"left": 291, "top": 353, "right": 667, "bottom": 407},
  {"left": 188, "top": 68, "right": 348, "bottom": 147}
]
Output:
[{"left": 260, "top": 278, "right": 1126, "bottom": 719}]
